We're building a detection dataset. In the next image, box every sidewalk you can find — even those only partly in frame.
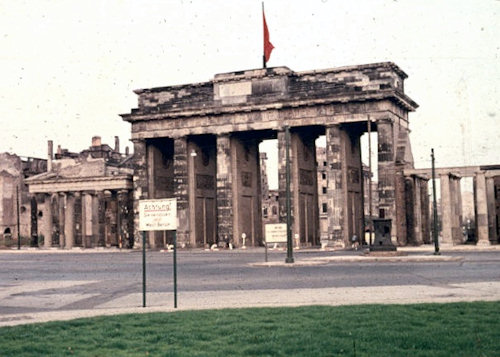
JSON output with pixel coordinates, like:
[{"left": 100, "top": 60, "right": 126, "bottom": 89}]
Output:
[
  {"left": 1, "top": 243, "right": 499, "bottom": 254},
  {"left": 2, "top": 281, "right": 499, "bottom": 327}
]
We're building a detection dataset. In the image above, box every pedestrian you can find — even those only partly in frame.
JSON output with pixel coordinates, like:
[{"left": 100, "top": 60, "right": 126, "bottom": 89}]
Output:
[{"left": 351, "top": 234, "right": 359, "bottom": 250}]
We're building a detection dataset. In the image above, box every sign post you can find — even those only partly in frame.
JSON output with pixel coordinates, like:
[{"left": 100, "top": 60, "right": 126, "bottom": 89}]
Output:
[
  {"left": 173, "top": 230, "right": 177, "bottom": 308},
  {"left": 264, "top": 223, "right": 287, "bottom": 262},
  {"left": 142, "top": 231, "right": 146, "bottom": 307},
  {"left": 139, "top": 198, "right": 178, "bottom": 308}
]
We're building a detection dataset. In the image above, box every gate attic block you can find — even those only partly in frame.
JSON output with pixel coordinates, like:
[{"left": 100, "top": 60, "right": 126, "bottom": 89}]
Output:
[{"left": 122, "top": 62, "right": 418, "bottom": 248}]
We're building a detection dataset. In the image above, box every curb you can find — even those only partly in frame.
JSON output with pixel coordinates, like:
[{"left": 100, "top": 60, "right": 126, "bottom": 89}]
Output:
[{"left": 250, "top": 254, "right": 464, "bottom": 267}]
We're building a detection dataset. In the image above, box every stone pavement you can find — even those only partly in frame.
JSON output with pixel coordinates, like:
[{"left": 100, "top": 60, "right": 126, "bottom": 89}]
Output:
[{"left": 1, "top": 245, "right": 499, "bottom": 327}]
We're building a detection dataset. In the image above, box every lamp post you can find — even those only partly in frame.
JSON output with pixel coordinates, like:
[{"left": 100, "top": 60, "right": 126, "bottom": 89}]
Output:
[
  {"left": 367, "top": 116, "right": 373, "bottom": 246},
  {"left": 17, "top": 185, "right": 20, "bottom": 250},
  {"left": 431, "top": 148, "right": 440, "bottom": 255},
  {"left": 285, "top": 126, "right": 294, "bottom": 263}
]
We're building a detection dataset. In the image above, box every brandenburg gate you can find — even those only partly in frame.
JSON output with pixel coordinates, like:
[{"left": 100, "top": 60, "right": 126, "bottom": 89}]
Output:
[{"left": 121, "top": 62, "right": 419, "bottom": 248}]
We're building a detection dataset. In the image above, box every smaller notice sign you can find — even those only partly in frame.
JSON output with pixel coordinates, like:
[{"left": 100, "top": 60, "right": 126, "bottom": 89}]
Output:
[
  {"left": 139, "top": 198, "right": 177, "bottom": 231},
  {"left": 265, "top": 223, "right": 287, "bottom": 243}
]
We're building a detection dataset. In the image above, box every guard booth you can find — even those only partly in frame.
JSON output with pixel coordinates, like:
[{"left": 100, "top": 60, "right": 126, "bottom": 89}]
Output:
[{"left": 370, "top": 218, "right": 396, "bottom": 251}]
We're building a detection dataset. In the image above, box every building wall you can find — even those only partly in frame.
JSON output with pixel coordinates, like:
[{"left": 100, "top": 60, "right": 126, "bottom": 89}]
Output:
[
  {"left": 0, "top": 153, "right": 47, "bottom": 245},
  {"left": 25, "top": 137, "right": 134, "bottom": 249}
]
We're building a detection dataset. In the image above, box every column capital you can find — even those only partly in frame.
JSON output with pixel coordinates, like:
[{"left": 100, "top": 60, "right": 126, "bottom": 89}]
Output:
[
  {"left": 325, "top": 123, "right": 341, "bottom": 129},
  {"left": 375, "top": 117, "right": 394, "bottom": 124},
  {"left": 82, "top": 190, "right": 97, "bottom": 196}
]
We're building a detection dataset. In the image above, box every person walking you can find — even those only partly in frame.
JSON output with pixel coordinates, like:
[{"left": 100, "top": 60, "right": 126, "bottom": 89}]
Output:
[{"left": 351, "top": 234, "right": 359, "bottom": 250}]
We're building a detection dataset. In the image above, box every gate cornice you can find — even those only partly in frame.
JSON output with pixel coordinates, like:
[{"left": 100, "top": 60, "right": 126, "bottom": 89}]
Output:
[{"left": 121, "top": 62, "right": 418, "bottom": 126}]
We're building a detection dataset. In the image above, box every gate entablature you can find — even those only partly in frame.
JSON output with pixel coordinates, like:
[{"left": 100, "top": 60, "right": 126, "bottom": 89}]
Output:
[{"left": 122, "top": 62, "right": 417, "bottom": 138}]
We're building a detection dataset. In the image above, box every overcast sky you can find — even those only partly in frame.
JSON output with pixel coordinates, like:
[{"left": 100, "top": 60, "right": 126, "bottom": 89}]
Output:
[{"left": 1, "top": 0, "right": 499, "bottom": 175}]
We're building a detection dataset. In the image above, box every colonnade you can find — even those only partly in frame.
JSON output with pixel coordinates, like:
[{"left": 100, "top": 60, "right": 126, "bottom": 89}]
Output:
[
  {"left": 132, "top": 120, "right": 406, "bottom": 248},
  {"left": 439, "top": 170, "right": 498, "bottom": 245},
  {"left": 36, "top": 189, "right": 132, "bottom": 249},
  {"left": 405, "top": 166, "right": 500, "bottom": 245},
  {"left": 404, "top": 175, "right": 431, "bottom": 245}
]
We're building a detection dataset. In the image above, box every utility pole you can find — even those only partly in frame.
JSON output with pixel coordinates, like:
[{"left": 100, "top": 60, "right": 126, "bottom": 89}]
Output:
[
  {"left": 285, "top": 126, "right": 294, "bottom": 263},
  {"left": 431, "top": 148, "right": 440, "bottom": 255},
  {"left": 16, "top": 185, "right": 21, "bottom": 250},
  {"left": 367, "top": 116, "right": 373, "bottom": 246}
]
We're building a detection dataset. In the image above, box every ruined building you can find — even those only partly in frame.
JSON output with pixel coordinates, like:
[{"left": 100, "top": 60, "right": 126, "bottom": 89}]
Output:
[
  {"left": 122, "top": 62, "right": 431, "bottom": 248},
  {"left": 25, "top": 137, "right": 134, "bottom": 248},
  {"left": 260, "top": 153, "right": 280, "bottom": 227},
  {"left": 0, "top": 153, "right": 47, "bottom": 246},
  {"left": 405, "top": 165, "right": 500, "bottom": 245},
  {"left": 2, "top": 62, "right": 496, "bottom": 249},
  {"left": 260, "top": 147, "right": 380, "bottom": 246}
]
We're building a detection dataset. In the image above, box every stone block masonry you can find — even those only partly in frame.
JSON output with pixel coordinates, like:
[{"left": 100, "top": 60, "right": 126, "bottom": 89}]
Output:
[{"left": 122, "top": 62, "right": 419, "bottom": 248}]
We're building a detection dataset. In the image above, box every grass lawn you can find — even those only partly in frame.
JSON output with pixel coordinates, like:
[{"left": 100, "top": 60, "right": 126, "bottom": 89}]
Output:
[{"left": 0, "top": 302, "right": 499, "bottom": 356}]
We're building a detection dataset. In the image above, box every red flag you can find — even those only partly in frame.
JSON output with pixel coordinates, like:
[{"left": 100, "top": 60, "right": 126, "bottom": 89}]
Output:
[{"left": 263, "top": 7, "right": 274, "bottom": 64}]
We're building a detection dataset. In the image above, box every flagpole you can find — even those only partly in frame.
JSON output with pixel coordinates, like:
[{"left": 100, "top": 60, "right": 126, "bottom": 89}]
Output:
[
  {"left": 262, "top": 2, "right": 266, "bottom": 69},
  {"left": 262, "top": 2, "right": 274, "bottom": 69}
]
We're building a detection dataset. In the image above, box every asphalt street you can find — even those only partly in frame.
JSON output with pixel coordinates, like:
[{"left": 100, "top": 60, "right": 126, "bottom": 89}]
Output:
[{"left": 0, "top": 246, "right": 499, "bottom": 326}]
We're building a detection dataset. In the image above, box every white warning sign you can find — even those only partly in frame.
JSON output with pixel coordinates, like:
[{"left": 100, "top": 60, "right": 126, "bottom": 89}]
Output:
[
  {"left": 139, "top": 198, "right": 177, "bottom": 231},
  {"left": 265, "top": 223, "right": 288, "bottom": 243}
]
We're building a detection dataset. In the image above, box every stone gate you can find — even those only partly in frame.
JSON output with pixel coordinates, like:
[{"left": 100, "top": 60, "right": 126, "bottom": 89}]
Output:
[{"left": 122, "top": 62, "right": 419, "bottom": 248}]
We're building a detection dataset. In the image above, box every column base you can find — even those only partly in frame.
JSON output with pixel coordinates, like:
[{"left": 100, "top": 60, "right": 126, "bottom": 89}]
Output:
[{"left": 476, "top": 240, "right": 491, "bottom": 246}]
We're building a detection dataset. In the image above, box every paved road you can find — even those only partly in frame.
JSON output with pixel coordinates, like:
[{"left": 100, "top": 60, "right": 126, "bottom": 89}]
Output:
[{"left": 1, "top": 246, "right": 499, "bottom": 326}]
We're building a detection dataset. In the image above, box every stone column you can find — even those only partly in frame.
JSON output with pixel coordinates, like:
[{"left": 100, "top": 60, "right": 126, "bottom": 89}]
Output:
[
  {"left": 420, "top": 179, "right": 431, "bottom": 244},
  {"left": 216, "top": 134, "right": 233, "bottom": 245},
  {"left": 117, "top": 189, "right": 131, "bottom": 248},
  {"left": 82, "top": 191, "right": 94, "bottom": 248},
  {"left": 174, "top": 137, "right": 190, "bottom": 246},
  {"left": 94, "top": 191, "right": 106, "bottom": 247},
  {"left": 132, "top": 139, "right": 148, "bottom": 248},
  {"left": 485, "top": 177, "right": 496, "bottom": 242},
  {"left": 277, "top": 129, "right": 289, "bottom": 224},
  {"left": 64, "top": 193, "right": 75, "bottom": 249},
  {"left": 278, "top": 129, "right": 301, "bottom": 244},
  {"left": 74, "top": 192, "right": 82, "bottom": 246},
  {"left": 377, "top": 119, "right": 397, "bottom": 243},
  {"left": 325, "top": 125, "right": 345, "bottom": 244},
  {"left": 452, "top": 176, "right": 463, "bottom": 244},
  {"left": 103, "top": 190, "right": 113, "bottom": 247},
  {"left": 440, "top": 173, "right": 453, "bottom": 244},
  {"left": 147, "top": 143, "right": 159, "bottom": 248},
  {"left": 39, "top": 193, "right": 53, "bottom": 248},
  {"left": 474, "top": 171, "right": 489, "bottom": 245},
  {"left": 413, "top": 177, "right": 423, "bottom": 245},
  {"left": 58, "top": 193, "right": 66, "bottom": 248}
]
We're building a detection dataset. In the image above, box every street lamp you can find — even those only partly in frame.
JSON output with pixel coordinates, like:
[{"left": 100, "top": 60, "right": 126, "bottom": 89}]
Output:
[
  {"left": 431, "top": 148, "right": 440, "bottom": 255},
  {"left": 285, "top": 126, "right": 294, "bottom": 263}
]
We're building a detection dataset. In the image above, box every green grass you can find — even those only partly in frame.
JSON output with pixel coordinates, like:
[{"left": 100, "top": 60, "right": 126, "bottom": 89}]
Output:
[{"left": 0, "top": 302, "right": 499, "bottom": 356}]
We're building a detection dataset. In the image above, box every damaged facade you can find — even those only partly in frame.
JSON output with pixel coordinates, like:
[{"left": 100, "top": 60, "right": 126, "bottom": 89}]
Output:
[
  {"left": 405, "top": 165, "right": 500, "bottom": 245},
  {"left": 0, "top": 153, "right": 47, "bottom": 245},
  {"left": 2, "top": 63, "right": 497, "bottom": 249},
  {"left": 122, "top": 62, "right": 429, "bottom": 248},
  {"left": 25, "top": 137, "right": 135, "bottom": 248}
]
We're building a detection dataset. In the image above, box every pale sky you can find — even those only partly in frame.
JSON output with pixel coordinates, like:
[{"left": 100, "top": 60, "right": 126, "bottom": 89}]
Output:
[{"left": 1, "top": 0, "right": 499, "bottom": 175}]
